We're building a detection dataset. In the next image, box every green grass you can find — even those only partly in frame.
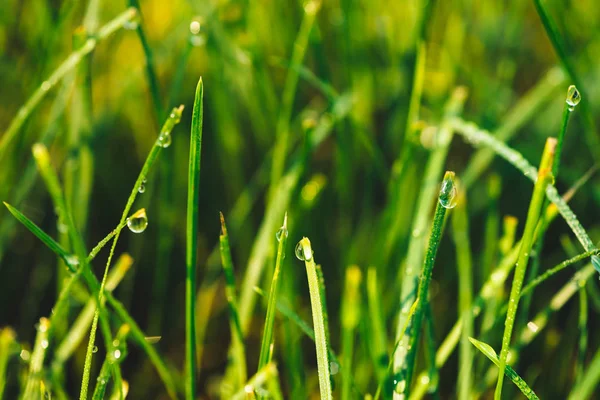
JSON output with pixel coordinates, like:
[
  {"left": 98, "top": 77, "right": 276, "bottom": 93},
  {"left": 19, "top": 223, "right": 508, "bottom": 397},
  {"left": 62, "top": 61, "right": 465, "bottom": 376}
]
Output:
[{"left": 3, "top": 1, "right": 600, "bottom": 399}]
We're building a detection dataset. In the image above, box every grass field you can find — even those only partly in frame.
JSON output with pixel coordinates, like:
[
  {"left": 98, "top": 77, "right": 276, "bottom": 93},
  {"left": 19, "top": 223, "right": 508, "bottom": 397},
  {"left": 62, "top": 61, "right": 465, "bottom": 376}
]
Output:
[{"left": 1, "top": 0, "right": 600, "bottom": 399}]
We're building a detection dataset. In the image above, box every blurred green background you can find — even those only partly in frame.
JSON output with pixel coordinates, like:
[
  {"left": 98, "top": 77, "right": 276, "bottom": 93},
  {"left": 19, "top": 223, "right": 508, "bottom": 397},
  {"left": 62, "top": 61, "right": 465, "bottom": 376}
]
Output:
[{"left": 1, "top": 0, "right": 600, "bottom": 398}]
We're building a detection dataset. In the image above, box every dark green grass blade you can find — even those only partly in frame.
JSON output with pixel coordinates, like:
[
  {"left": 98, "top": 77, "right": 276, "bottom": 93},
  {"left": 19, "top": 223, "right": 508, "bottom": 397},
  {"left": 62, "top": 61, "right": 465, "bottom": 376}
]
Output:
[{"left": 185, "top": 77, "right": 204, "bottom": 400}]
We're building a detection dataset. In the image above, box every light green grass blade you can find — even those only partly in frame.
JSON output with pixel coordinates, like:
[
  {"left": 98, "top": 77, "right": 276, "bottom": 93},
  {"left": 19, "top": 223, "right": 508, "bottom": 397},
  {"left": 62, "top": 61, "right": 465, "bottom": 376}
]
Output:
[
  {"left": 297, "top": 237, "right": 332, "bottom": 399},
  {"left": 0, "top": 8, "right": 138, "bottom": 162},
  {"left": 185, "top": 77, "right": 204, "bottom": 400},
  {"left": 22, "top": 318, "right": 50, "bottom": 399},
  {"left": 495, "top": 138, "right": 556, "bottom": 399},
  {"left": 469, "top": 338, "right": 539, "bottom": 399}
]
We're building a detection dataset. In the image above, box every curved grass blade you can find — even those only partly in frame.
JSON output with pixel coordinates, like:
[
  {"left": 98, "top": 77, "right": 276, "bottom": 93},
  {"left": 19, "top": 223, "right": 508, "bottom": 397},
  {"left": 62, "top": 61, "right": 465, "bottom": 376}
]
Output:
[{"left": 469, "top": 338, "right": 539, "bottom": 399}]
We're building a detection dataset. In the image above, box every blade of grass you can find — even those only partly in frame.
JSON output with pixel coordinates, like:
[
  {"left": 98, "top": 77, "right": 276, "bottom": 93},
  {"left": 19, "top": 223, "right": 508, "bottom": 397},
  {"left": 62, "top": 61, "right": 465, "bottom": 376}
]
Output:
[
  {"left": 258, "top": 214, "right": 289, "bottom": 370},
  {"left": 253, "top": 286, "right": 340, "bottom": 362},
  {"left": 495, "top": 138, "right": 556, "bottom": 399},
  {"left": 3, "top": 202, "right": 78, "bottom": 271},
  {"left": 185, "top": 77, "right": 204, "bottom": 399},
  {"left": 518, "top": 85, "right": 579, "bottom": 330},
  {"left": 373, "top": 299, "right": 419, "bottom": 400},
  {"left": 297, "top": 237, "right": 332, "bottom": 399},
  {"left": 450, "top": 181, "right": 473, "bottom": 400},
  {"left": 22, "top": 318, "right": 50, "bottom": 399},
  {"left": 0, "top": 7, "right": 139, "bottom": 162},
  {"left": 91, "top": 324, "right": 130, "bottom": 400},
  {"left": 469, "top": 338, "right": 539, "bottom": 399},
  {"left": 392, "top": 91, "right": 466, "bottom": 382},
  {"left": 51, "top": 254, "right": 133, "bottom": 376},
  {"left": 399, "top": 171, "right": 456, "bottom": 398},
  {"left": 219, "top": 213, "right": 247, "bottom": 391},
  {"left": 31, "top": 143, "right": 120, "bottom": 400},
  {"left": 410, "top": 178, "right": 580, "bottom": 400}
]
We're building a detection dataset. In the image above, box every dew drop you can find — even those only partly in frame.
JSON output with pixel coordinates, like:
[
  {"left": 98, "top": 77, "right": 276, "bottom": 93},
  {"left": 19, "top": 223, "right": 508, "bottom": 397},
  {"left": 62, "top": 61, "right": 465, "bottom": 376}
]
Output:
[
  {"left": 92, "top": 345, "right": 98, "bottom": 353},
  {"left": 112, "top": 339, "right": 120, "bottom": 347},
  {"left": 127, "top": 209, "right": 148, "bottom": 233},
  {"left": 157, "top": 132, "right": 172, "bottom": 148},
  {"left": 41, "top": 339, "right": 49, "bottom": 349},
  {"left": 295, "top": 241, "right": 313, "bottom": 261},
  {"left": 65, "top": 254, "right": 80, "bottom": 268},
  {"left": 438, "top": 176, "right": 457, "bottom": 209},
  {"left": 113, "top": 349, "right": 122, "bottom": 360},
  {"left": 566, "top": 85, "right": 581, "bottom": 111},
  {"left": 138, "top": 182, "right": 146, "bottom": 193},
  {"left": 276, "top": 227, "right": 288, "bottom": 242}
]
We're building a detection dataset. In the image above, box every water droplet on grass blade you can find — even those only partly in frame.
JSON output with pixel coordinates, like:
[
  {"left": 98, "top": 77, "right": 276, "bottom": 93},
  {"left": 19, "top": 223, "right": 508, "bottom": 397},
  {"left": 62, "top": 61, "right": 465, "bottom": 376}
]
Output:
[
  {"left": 113, "top": 349, "right": 122, "bottom": 360},
  {"left": 65, "top": 254, "right": 80, "bottom": 268},
  {"left": 276, "top": 227, "right": 288, "bottom": 242},
  {"left": 295, "top": 241, "right": 313, "bottom": 261},
  {"left": 138, "top": 182, "right": 146, "bottom": 193},
  {"left": 438, "top": 175, "right": 457, "bottom": 209},
  {"left": 157, "top": 132, "right": 172, "bottom": 148},
  {"left": 127, "top": 209, "right": 148, "bottom": 233},
  {"left": 92, "top": 346, "right": 98, "bottom": 353},
  {"left": 566, "top": 85, "right": 581, "bottom": 111}
]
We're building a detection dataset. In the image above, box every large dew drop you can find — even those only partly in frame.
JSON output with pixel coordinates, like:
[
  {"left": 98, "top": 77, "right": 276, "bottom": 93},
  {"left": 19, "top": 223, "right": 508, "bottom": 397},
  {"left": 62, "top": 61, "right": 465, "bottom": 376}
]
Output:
[
  {"left": 127, "top": 209, "right": 148, "bottom": 234},
  {"left": 276, "top": 227, "right": 288, "bottom": 242},
  {"left": 295, "top": 241, "right": 313, "bottom": 261},
  {"left": 189, "top": 18, "right": 207, "bottom": 47},
  {"left": 566, "top": 85, "right": 581, "bottom": 111},
  {"left": 438, "top": 176, "right": 457, "bottom": 209},
  {"left": 157, "top": 132, "right": 172, "bottom": 148}
]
